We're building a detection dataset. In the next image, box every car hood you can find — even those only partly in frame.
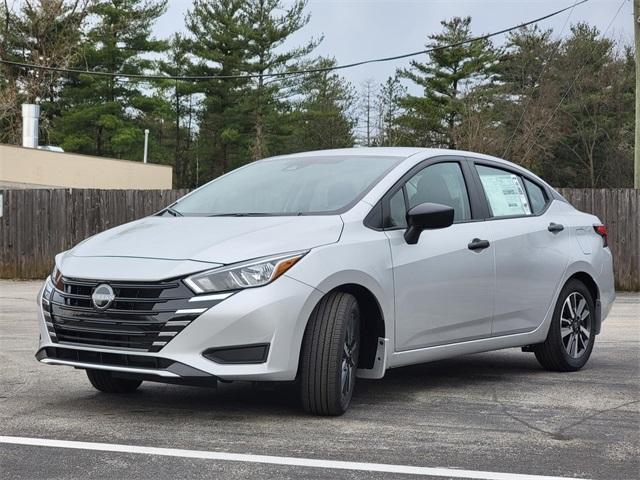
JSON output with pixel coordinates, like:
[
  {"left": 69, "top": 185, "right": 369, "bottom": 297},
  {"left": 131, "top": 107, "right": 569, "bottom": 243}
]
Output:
[{"left": 68, "top": 215, "right": 344, "bottom": 265}]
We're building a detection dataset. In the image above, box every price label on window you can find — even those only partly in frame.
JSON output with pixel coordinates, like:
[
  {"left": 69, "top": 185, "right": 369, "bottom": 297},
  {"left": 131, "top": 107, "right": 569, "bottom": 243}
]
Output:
[{"left": 480, "top": 173, "right": 531, "bottom": 216}]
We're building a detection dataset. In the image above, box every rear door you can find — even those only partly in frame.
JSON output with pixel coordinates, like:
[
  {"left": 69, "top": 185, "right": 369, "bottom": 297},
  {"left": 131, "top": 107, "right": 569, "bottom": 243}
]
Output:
[
  {"left": 470, "top": 161, "right": 569, "bottom": 335},
  {"left": 384, "top": 158, "right": 495, "bottom": 351}
]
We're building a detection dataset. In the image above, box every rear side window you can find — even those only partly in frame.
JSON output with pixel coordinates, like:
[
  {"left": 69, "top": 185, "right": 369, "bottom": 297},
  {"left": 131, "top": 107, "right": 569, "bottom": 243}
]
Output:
[
  {"left": 476, "top": 165, "right": 531, "bottom": 217},
  {"left": 523, "top": 178, "right": 547, "bottom": 214}
]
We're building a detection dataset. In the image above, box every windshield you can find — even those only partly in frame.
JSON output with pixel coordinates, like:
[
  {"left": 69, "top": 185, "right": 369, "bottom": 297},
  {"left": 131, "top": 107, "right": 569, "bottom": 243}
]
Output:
[{"left": 171, "top": 155, "right": 403, "bottom": 216}]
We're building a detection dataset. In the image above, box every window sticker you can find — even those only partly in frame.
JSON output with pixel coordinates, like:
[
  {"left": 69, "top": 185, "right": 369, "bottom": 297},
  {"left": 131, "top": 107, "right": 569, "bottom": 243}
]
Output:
[{"left": 480, "top": 173, "right": 531, "bottom": 216}]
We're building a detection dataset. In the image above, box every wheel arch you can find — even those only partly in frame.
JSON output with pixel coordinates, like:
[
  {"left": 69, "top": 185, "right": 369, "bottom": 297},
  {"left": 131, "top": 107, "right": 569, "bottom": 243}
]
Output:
[
  {"left": 561, "top": 260, "right": 601, "bottom": 301},
  {"left": 326, "top": 283, "right": 385, "bottom": 370},
  {"left": 564, "top": 270, "right": 601, "bottom": 335},
  {"left": 526, "top": 262, "right": 602, "bottom": 346},
  {"left": 567, "top": 271, "right": 599, "bottom": 303},
  {"left": 299, "top": 277, "right": 388, "bottom": 372}
]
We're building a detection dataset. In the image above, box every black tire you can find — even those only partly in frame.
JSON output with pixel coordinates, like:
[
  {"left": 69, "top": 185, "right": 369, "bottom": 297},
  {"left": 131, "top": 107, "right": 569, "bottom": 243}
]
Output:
[
  {"left": 300, "top": 291, "right": 361, "bottom": 416},
  {"left": 86, "top": 369, "right": 142, "bottom": 393},
  {"left": 534, "top": 279, "right": 596, "bottom": 372}
]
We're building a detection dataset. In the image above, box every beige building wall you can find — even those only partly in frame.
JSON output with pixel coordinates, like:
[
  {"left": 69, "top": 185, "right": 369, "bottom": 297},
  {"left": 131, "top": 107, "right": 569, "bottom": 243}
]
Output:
[{"left": 0, "top": 144, "right": 172, "bottom": 189}]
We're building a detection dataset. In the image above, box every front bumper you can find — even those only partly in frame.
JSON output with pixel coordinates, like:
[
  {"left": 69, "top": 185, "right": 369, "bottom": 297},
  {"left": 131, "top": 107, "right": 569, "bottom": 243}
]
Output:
[{"left": 36, "top": 275, "right": 323, "bottom": 382}]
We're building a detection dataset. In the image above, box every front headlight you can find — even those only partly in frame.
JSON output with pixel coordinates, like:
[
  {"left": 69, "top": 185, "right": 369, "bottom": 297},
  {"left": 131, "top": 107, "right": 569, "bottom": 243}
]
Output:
[
  {"left": 50, "top": 264, "right": 63, "bottom": 290},
  {"left": 184, "top": 251, "right": 307, "bottom": 294}
]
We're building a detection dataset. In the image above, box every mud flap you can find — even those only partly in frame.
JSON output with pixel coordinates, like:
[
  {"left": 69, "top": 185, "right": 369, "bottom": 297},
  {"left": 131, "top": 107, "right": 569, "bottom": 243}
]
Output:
[
  {"left": 594, "top": 299, "right": 602, "bottom": 335},
  {"left": 356, "top": 337, "right": 388, "bottom": 379}
]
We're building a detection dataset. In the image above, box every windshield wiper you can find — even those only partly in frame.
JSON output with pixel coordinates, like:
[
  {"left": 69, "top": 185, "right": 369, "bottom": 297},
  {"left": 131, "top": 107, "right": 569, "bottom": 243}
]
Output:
[
  {"left": 209, "top": 213, "right": 272, "bottom": 217},
  {"left": 163, "top": 207, "right": 183, "bottom": 217},
  {"left": 208, "top": 212, "right": 303, "bottom": 217}
]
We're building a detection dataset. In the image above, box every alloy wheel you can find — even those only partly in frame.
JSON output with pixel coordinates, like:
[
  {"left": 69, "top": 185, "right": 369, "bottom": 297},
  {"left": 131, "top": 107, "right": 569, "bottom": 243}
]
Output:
[
  {"left": 560, "top": 292, "right": 591, "bottom": 358},
  {"left": 340, "top": 312, "right": 359, "bottom": 401}
]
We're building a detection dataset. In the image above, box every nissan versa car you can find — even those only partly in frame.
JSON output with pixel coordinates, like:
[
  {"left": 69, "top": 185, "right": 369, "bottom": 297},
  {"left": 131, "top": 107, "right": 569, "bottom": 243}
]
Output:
[{"left": 36, "top": 148, "right": 615, "bottom": 415}]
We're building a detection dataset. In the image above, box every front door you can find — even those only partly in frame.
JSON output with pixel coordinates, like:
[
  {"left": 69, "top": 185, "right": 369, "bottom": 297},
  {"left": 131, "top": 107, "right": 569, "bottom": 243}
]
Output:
[{"left": 386, "top": 161, "right": 495, "bottom": 352}]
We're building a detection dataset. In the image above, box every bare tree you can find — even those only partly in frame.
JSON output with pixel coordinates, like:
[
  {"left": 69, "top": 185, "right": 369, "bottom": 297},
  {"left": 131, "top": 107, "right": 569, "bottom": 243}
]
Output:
[
  {"left": 355, "top": 78, "right": 376, "bottom": 146},
  {"left": 374, "top": 75, "right": 405, "bottom": 146},
  {"left": 0, "top": 0, "right": 92, "bottom": 144}
]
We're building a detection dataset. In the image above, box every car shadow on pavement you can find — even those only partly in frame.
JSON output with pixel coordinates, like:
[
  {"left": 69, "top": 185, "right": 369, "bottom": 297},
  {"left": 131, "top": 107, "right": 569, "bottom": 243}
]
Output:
[{"left": 48, "top": 350, "right": 549, "bottom": 419}]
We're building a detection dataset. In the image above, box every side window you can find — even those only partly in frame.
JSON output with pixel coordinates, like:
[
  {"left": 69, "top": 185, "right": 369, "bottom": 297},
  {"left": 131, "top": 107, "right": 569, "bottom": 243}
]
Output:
[
  {"left": 387, "top": 189, "right": 408, "bottom": 228},
  {"left": 476, "top": 165, "right": 532, "bottom": 217},
  {"left": 406, "top": 162, "right": 471, "bottom": 222},
  {"left": 523, "top": 178, "right": 547, "bottom": 214}
]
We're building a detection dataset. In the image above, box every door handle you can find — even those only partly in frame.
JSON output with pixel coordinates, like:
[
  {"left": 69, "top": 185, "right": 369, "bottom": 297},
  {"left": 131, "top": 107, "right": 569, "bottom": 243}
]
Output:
[
  {"left": 548, "top": 222, "right": 564, "bottom": 233},
  {"left": 468, "top": 238, "right": 490, "bottom": 251}
]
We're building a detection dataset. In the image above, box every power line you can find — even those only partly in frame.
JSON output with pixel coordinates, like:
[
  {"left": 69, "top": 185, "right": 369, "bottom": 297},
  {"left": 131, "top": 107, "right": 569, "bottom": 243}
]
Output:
[
  {"left": 502, "top": 0, "right": 580, "bottom": 159},
  {"left": 520, "top": 0, "right": 627, "bottom": 162},
  {"left": 0, "top": 0, "right": 590, "bottom": 82}
]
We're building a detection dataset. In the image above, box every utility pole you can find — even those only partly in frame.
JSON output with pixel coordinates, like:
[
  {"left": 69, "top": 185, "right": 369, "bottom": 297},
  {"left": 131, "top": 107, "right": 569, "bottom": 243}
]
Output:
[{"left": 635, "top": 0, "right": 640, "bottom": 188}]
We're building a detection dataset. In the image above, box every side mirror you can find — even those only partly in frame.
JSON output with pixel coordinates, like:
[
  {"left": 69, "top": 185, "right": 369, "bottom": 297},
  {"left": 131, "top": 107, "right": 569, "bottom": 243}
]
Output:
[{"left": 404, "top": 202, "right": 455, "bottom": 245}]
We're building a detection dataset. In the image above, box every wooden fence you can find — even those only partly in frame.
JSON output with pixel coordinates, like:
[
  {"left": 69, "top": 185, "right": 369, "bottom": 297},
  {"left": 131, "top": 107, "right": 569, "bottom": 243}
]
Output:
[
  {"left": 0, "top": 189, "right": 189, "bottom": 280},
  {"left": 1, "top": 188, "right": 638, "bottom": 290}
]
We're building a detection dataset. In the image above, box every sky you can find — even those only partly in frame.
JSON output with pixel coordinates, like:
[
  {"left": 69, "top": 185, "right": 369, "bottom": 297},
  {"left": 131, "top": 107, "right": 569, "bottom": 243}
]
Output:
[{"left": 153, "top": 0, "right": 634, "bottom": 89}]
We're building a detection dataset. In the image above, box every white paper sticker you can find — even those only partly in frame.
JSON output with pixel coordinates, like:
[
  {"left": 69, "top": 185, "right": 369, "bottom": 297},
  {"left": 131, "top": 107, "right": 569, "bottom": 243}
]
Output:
[{"left": 480, "top": 173, "right": 531, "bottom": 216}]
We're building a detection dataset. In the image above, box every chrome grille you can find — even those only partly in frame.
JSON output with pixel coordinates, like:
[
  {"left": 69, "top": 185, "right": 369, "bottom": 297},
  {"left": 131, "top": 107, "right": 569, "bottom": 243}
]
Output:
[{"left": 43, "top": 277, "right": 226, "bottom": 352}]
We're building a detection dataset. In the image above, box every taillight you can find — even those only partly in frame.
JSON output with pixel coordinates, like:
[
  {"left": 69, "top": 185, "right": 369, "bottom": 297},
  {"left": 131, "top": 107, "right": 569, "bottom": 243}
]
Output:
[{"left": 593, "top": 225, "right": 608, "bottom": 247}]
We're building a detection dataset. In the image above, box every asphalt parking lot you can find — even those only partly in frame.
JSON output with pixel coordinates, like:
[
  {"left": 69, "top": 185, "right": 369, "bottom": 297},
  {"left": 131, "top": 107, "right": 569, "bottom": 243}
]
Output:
[{"left": 0, "top": 280, "right": 638, "bottom": 480}]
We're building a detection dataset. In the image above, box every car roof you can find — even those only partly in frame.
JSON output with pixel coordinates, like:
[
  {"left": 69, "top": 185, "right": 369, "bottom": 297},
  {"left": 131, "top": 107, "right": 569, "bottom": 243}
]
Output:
[
  {"left": 267, "top": 147, "right": 425, "bottom": 159},
  {"left": 267, "top": 147, "right": 523, "bottom": 170},
  {"left": 266, "top": 147, "right": 560, "bottom": 199}
]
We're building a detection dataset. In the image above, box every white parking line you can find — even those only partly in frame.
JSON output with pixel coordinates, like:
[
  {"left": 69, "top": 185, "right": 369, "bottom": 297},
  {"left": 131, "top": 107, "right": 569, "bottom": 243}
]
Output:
[{"left": 0, "top": 436, "right": 589, "bottom": 480}]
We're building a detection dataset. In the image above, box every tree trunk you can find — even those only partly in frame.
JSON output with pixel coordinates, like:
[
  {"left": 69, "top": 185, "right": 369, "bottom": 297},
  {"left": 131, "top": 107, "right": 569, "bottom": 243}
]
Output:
[
  {"left": 96, "top": 126, "right": 103, "bottom": 156},
  {"left": 253, "top": 69, "right": 266, "bottom": 161},
  {"left": 185, "top": 94, "right": 193, "bottom": 187},
  {"left": 447, "top": 78, "right": 459, "bottom": 149},
  {"left": 366, "top": 85, "right": 371, "bottom": 146},
  {"left": 174, "top": 83, "right": 181, "bottom": 186},
  {"left": 221, "top": 143, "right": 229, "bottom": 175},
  {"left": 634, "top": 0, "right": 640, "bottom": 187}
]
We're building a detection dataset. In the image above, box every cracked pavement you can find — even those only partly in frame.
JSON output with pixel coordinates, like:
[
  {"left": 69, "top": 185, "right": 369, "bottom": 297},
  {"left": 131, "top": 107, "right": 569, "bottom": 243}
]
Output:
[{"left": 0, "top": 280, "right": 638, "bottom": 479}]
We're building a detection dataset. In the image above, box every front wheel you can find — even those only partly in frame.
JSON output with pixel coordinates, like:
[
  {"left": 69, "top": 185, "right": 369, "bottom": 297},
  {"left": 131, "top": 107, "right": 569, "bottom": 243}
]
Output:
[
  {"left": 300, "top": 292, "right": 360, "bottom": 416},
  {"left": 534, "top": 279, "right": 596, "bottom": 372},
  {"left": 86, "top": 369, "right": 142, "bottom": 393}
]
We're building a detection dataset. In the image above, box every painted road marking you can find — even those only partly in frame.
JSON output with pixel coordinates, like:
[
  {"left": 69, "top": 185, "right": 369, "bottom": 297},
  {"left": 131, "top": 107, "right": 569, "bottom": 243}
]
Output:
[{"left": 0, "top": 436, "right": 590, "bottom": 480}]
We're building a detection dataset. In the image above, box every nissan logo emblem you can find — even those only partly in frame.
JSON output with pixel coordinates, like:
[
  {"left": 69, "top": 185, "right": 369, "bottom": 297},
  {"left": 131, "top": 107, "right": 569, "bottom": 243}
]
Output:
[{"left": 92, "top": 284, "right": 115, "bottom": 310}]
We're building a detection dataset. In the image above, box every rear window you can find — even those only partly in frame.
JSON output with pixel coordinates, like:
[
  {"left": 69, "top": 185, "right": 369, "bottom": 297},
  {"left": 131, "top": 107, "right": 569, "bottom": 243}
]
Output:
[{"left": 523, "top": 178, "right": 548, "bottom": 214}]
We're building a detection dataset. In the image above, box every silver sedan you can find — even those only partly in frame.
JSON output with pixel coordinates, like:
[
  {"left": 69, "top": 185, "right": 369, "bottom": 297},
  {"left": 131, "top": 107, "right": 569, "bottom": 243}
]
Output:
[{"left": 36, "top": 148, "right": 615, "bottom": 415}]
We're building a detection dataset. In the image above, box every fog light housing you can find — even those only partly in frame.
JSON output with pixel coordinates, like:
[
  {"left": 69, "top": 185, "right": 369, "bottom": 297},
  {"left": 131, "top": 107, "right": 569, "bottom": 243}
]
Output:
[{"left": 202, "top": 344, "right": 270, "bottom": 364}]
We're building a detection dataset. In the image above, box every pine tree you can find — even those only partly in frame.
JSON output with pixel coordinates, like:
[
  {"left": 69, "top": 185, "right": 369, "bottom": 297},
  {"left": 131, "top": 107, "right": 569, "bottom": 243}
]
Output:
[
  {"left": 50, "top": 0, "right": 168, "bottom": 159},
  {"left": 242, "top": 0, "right": 319, "bottom": 160},
  {"left": 289, "top": 58, "right": 356, "bottom": 151},
  {"left": 549, "top": 23, "right": 634, "bottom": 187},
  {"left": 397, "top": 16, "right": 497, "bottom": 149},
  {"left": 186, "top": 0, "right": 250, "bottom": 178}
]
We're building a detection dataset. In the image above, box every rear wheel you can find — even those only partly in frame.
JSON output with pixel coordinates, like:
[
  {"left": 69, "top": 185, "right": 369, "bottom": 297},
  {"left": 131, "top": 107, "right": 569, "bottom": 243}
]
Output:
[
  {"left": 534, "top": 279, "right": 595, "bottom": 371},
  {"left": 86, "top": 369, "right": 142, "bottom": 393},
  {"left": 300, "top": 292, "right": 360, "bottom": 416}
]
